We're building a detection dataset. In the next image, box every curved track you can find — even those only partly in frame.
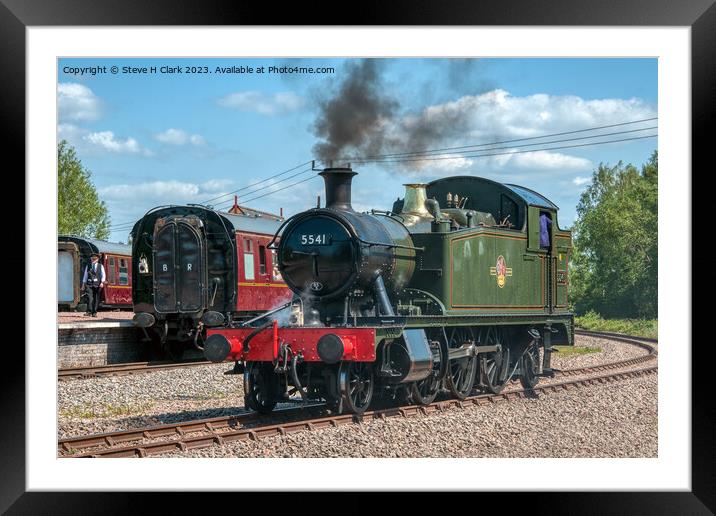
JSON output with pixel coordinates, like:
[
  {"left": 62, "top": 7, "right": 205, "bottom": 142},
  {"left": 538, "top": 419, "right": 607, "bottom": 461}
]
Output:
[{"left": 59, "top": 330, "right": 657, "bottom": 458}]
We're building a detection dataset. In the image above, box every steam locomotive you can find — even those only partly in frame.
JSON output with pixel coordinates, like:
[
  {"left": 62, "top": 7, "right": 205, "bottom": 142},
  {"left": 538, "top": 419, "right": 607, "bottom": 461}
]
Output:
[
  {"left": 204, "top": 167, "right": 574, "bottom": 414},
  {"left": 130, "top": 204, "right": 292, "bottom": 357}
]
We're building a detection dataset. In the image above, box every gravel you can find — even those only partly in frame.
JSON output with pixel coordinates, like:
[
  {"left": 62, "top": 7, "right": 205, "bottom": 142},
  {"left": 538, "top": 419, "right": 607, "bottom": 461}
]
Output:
[
  {"left": 57, "top": 334, "right": 656, "bottom": 444},
  {"left": 160, "top": 373, "right": 657, "bottom": 458},
  {"left": 551, "top": 334, "right": 654, "bottom": 370},
  {"left": 58, "top": 362, "right": 247, "bottom": 439}
]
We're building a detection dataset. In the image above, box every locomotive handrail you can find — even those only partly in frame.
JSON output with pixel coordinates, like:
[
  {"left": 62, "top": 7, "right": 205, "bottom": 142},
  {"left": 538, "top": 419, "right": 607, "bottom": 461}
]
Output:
[
  {"left": 239, "top": 301, "right": 292, "bottom": 327},
  {"left": 356, "top": 237, "right": 425, "bottom": 252},
  {"left": 266, "top": 216, "right": 294, "bottom": 250},
  {"left": 370, "top": 209, "right": 406, "bottom": 223}
]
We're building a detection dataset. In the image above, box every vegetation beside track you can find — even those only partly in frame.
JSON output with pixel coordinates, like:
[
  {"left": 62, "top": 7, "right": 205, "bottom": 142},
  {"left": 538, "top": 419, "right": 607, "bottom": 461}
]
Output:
[
  {"left": 553, "top": 345, "right": 601, "bottom": 355},
  {"left": 575, "top": 311, "right": 658, "bottom": 340},
  {"left": 60, "top": 401, "right": 156, "bottom": 419}
]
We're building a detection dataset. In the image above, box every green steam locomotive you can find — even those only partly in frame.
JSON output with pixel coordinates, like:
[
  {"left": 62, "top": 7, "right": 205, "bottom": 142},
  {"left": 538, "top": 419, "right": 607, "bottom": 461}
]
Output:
[{"left": 205, "top": 167, "right": 574, "bottom": 414}]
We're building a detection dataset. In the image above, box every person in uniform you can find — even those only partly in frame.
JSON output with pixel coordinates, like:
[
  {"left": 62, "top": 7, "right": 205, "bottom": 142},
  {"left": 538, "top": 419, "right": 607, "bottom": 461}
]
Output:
[
  {"left": 81, "top": 252, "right": 107, "bottom": 317},
  {"left": 539, "top": 212, "right": 552, "bottom": 249}
]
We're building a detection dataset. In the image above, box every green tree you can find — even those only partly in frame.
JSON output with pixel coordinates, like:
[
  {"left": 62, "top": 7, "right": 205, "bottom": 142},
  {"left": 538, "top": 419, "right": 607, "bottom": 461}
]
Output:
[
  {"left": 570, "top": 151, "right": 658, "bottom": 318},
  {"left": 58, "top": 140, "right": 110, "bottom": 239}
]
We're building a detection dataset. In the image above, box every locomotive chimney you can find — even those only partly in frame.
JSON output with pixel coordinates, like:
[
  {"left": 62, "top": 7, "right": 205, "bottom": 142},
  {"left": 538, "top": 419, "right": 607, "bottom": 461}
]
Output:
[{"left": 319, "top": 167, "right": 357, "bottom": 211}]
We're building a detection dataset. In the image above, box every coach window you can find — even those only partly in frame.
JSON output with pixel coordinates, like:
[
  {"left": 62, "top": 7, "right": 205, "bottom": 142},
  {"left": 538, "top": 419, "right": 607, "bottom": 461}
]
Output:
[
  {"left": 119, "top": 258, "right": 129, "bottom": 285},
  {"left": 108, "top": 257, "right": 116, "bottom": 284},
  {"left": 243, "top": 238, "right": 255, "bottom": 281},
  {"left": 259, "top": 245, "right": 267, "bottom": 275},
  {"left": 271, "top": 250, "right": 282, "bottom": 281}
]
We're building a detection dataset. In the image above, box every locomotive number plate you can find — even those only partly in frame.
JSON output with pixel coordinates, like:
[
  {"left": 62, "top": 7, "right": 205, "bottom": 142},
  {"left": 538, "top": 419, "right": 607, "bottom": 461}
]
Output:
[
  {"left": 557, "top": 270, "right": 567, "bottom": 285},
  {"left": 300, "top": 234, "right": 331, "bottom": 245}
]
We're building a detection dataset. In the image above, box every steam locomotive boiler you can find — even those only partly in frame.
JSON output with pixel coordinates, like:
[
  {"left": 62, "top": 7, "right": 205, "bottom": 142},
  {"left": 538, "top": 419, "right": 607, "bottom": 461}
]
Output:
[{"left": 205, "top": 167, "right": 574, "bottom": 414}]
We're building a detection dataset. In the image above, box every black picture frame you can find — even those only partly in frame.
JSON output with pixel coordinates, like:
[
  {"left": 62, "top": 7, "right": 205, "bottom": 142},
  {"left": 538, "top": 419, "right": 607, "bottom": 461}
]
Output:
[{"left": 4, "top": 0, "right": 710, "bottom": 512}]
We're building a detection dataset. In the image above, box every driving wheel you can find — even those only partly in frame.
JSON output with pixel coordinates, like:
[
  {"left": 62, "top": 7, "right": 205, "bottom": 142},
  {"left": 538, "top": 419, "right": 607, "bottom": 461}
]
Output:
[
  {"left": 445, "top": 326, "right": 479, "bottom": 400},
  {"left": 479, "top": 327, "right": 511, "bottom": 394}
]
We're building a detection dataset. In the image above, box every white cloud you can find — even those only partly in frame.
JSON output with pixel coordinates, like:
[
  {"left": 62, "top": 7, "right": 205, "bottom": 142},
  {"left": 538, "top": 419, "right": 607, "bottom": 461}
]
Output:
[
  {"left": 154, "top": 128, "right": 206, "bottom": 146},
  {"left": 58, "top": 124, "right": 153, "bottom": 157},
  {"left": 57, "top": 123, "right": 86, "bottom": 142},
  {"left": 407, "top": 155, "right": 475, "bottom": 177},
  {"left": 201, "top": 179, "right": 233, "bottom": 192},
  {"left": 58, "top": 83, "right": 102, "bottom": 122},
  {"left": 429, "top": 155, "right": 475, "bottom": 171},
  {"left": 100, "top": 179, "right": 234, "bottom": 203},
  {"left": 382, "top": 88, "right": 655, "bottom": 173},
  {"left": 217, "top": 91, "right": 305, "bottom": 115},
  {"left": 84, "top": 131, "right": 153, "bottom": 156},
  {"left": 508, "top": 150, "right": 592, "bottom": 170},
  {"left": 431, "top": 89, "right": 655, "bottom": 139},
  {"left": 573, "top": 176, "right": 591, "bottom": 186}
]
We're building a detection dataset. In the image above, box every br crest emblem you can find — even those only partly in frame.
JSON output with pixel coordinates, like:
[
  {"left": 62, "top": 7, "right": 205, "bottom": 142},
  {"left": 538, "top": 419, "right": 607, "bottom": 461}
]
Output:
[{"left": 490, "top": 255, "right": 513, "bottom": 288}]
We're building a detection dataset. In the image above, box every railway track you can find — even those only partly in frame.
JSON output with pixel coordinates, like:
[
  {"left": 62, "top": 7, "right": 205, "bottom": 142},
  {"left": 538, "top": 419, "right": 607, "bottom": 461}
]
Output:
[
  {"left": 59, "top": 331, "right": 657, "bottom": 458},
  {"left": 574, "top": 328, "right": 657, "bottom": 343},
  {"left": 57, "top": 329, "right": 653, "bottom": 380},
  {"left": 58, "top": 359, "right": 211, "bottom": 380}
]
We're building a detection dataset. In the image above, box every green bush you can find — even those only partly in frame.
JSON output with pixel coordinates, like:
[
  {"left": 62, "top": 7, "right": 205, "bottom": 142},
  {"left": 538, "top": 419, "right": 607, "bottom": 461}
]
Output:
[
  {"left": 570, "top": 151, "right": 657, "bottom": 318},
  {"left": 575, "top": 310, "right": 658, "bottom": 339}
]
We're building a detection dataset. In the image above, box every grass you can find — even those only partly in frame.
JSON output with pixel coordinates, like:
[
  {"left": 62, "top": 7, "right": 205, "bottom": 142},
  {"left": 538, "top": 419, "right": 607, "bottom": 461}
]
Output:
[
  {"left": 192, "top": 390, "right": 231, "bottom": 401},
  {"left": 575, "top": 311, "right": 658, "bottom": 340},
  {"left": 553, "top": 345, "right": 601, "bottom": 356},
  {"left": 60, "top": 401, "right": 155, "bottom": 419}
]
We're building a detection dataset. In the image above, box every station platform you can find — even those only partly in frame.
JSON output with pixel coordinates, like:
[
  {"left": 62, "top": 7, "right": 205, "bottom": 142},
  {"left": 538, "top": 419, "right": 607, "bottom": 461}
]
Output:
[
  {"left": 57, "top": 311, "right": 144, "bottom": 367},
  {"left": 58, "top": 311, "right": 134, "bottom": 329}
]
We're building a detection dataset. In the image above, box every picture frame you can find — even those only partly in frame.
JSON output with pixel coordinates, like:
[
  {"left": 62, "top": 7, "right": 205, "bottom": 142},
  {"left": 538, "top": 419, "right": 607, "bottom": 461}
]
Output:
[{"left": 5, "top": 0, "right": 710, "bottom": 511}]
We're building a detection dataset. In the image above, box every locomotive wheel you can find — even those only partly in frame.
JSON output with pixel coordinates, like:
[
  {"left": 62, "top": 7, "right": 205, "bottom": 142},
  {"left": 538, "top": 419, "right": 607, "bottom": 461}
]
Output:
[
  {"left": 409, "top": 336, "right": 446, "bottom": 405},
  {"left": 445, "top": 326, "right": 479, "bottom": 400},
  {"left": 409, "top": 374, "right": 440, "bottom": 405},
  {"left": 520, "top": 341, "right": 540, "bottom": 390},
  {"left": 244, "top": 362, "right": 279, "bottom": 414},
  {"left": 479, "top": 327, "right": 511, "bottom": 394},
  {"left": 338, "top": 361, "right": 374, "bottom": 414}
]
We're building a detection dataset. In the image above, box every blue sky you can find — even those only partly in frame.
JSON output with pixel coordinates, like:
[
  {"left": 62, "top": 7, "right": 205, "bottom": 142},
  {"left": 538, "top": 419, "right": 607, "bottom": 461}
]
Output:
[{"left": 57, "top": 58, "right": 657, "bottom": 242}]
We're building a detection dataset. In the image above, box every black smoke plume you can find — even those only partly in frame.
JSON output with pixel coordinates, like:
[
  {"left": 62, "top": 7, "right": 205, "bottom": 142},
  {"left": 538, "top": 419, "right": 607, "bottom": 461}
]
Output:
[
  {"left": 312, "top": 59, "right": 487, "bottom": 169},
  {"left": 312, "top": 60, "right": 398, "bottom": 164}
]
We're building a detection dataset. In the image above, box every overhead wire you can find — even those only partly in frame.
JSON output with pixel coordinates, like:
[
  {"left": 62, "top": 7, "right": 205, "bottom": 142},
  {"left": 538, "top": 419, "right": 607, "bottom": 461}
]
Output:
[
  {"left": 209, "top": 166, "right": 315, "bottom": 210},
  {"left": 339, "top": 117, "right": 658, "bottom": 161},
  {"left": 199, "top": 159, "right": 313, "bottom": 205},
  {"left": 350, "top": 134, "right": 657, "bottom": 165},
  {"left": 213, "top": 132, "right": 657, "bottom": 205},
  {"left": 350, "top": 126, "right": 657, "bottom": 163},
  {"left": 106, "top": 118, "right": 659, "bottom": 228},
  {"left": 107, "top": 159, "right": 314, "bottom": 229}
]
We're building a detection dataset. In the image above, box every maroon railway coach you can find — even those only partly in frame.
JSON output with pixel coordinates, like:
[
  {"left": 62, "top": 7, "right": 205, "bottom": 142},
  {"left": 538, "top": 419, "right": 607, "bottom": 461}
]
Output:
[
  {"left": 130, "top": 203, "right": 292, "bottom": 354},
  {"left": 58, "top": 235, "right": 133, "bottom": 311}
]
